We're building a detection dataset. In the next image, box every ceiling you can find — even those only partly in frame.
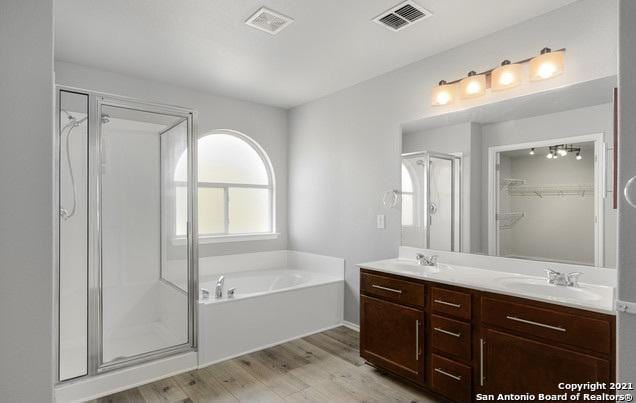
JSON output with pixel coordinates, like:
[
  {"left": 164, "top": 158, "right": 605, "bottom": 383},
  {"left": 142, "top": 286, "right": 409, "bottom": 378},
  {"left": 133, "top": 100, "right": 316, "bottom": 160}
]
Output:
[{"left": 55, "top": 0, "right": 578, "bottom": 109}]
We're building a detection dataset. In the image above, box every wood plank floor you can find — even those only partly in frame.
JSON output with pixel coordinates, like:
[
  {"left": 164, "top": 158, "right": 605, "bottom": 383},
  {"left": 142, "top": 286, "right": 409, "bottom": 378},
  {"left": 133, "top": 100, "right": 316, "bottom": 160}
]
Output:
[{"left": 91, "top": 326, "right": 438, "bottom": 403}]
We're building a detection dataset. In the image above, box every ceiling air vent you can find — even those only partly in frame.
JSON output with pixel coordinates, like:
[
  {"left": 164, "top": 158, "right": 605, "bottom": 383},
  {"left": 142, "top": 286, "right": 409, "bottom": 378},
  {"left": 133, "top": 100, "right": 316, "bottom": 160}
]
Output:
[
  {"left": 374, "top": 0, "right": 432, "bottom": 32},
  {"left": 245, "top": 7, "right": 294, "bottom": 35}
]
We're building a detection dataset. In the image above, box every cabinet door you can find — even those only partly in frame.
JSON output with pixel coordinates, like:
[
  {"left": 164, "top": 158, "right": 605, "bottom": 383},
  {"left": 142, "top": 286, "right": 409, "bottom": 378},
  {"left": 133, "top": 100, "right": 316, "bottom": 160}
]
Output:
[
  {"left": 360, "top": 295, "right": 425, "bottom": 383},
  {"left": 480, "top": 328, "right": 610, "bottom": 395}
]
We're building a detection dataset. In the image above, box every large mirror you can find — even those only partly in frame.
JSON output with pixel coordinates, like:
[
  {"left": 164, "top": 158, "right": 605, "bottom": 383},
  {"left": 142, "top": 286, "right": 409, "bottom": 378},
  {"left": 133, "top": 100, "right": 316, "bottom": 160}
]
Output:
[{"left": 400, "top": 77, "right": 617, "bottom": 268}]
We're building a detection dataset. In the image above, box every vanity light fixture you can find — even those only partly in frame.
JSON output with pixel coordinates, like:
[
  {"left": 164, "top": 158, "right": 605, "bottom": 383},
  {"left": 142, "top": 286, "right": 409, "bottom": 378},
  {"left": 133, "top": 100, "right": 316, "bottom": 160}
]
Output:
[
  {"left": 529, "top": 48, "right": 565, "bottom": 81},
  {"left": 431, "top": 80, "right": 455, "bottom": 106},
  {"left": 576, "top": 151, "right": 583, "bottom": 160},
  {"left": 529, "top": 148, "right": 535, "bottom": 155},
  {"left": 431, "top": 47, "right": 565, "bottom": 106},
  {"left": 492, "top": 60, "right": 522, "bottom": 91},
  {"left": 459, "top": 71, "right": 486, "bottom": 99}
]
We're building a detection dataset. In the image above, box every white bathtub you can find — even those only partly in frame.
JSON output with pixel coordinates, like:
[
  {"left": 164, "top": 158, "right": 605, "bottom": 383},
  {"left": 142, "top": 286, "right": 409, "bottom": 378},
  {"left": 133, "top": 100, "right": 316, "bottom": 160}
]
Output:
[
  {"left": 197, "top": 251, "right": 344, "bottom": 367},
  {"left": 199, "top": 268, "right": 340, "bottom": 303}
]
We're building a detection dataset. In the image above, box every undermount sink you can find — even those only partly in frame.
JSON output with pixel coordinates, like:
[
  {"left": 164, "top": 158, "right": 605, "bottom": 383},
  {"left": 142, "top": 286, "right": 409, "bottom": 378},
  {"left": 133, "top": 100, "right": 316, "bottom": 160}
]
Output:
[
  {"left": 495, "top": 277, "right": 602, "bottom": 301},
  {"left": 384, "top": 260, "right": 446, "bottom": 274}
]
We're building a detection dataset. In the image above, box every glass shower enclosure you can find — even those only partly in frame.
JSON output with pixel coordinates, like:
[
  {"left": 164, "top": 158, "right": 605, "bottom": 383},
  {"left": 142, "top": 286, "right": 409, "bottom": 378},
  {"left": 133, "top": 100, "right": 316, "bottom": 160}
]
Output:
[
  {"left": 401, "top": 151, "right": 462, "bottom": 252},
  {"left": 56, "top": 88, "right": 198, "bottom": 381}
]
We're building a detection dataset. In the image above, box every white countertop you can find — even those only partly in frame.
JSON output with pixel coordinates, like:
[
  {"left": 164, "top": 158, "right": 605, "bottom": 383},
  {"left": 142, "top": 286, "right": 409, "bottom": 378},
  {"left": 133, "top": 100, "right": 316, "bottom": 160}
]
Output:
[{"left": 357, "top": 258, "right": 615, "bottom": 315}]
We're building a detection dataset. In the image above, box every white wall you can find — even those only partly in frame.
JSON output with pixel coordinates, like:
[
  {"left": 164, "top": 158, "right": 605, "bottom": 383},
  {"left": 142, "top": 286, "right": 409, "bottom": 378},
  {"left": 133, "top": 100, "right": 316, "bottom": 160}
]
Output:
[
  {"left": 54, "top": 61, "right": 289, "bottom": 258},
  {"left": 618, "top": 0, "right": 636, "bottom": 385},
  {"left": 0, "top": 0, "right": 54, "bottom": 401},
  {"left": 504, "top": 153, "right": 595, "bottom": 265},
  {"left": 288, "top": 0, "right": 618, "bottom": 324}
]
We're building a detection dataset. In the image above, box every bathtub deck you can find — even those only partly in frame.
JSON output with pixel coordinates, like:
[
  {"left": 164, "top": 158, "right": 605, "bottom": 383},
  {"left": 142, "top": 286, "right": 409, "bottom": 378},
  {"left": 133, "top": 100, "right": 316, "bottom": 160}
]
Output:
[{"left": 91, "top": 326, "right": 436, "bottom": 403}]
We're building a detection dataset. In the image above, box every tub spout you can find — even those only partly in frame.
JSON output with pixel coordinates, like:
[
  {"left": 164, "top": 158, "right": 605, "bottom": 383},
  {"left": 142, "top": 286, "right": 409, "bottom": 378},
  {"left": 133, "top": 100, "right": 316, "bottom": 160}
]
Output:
[{"left": 215, "top": 275, "right": 224, "bottom": 298}]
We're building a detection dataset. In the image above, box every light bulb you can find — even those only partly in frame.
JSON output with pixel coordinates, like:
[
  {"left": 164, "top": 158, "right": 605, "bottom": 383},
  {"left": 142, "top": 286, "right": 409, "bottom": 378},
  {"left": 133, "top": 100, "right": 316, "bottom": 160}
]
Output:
[
  {"left": 431, "top": 81, "right": 455, "bottom": 106},
  {"left": 529, "top": 48, "right": 565, "bottom": 81},
  {"left": 546, "top": 152, "right": 553, "bottom": 159},
  {"left": 459, "top": 71, "right": 486, "bottom": 99},
  {"left": 529, "top": 148, "right": 535, "bottom": 155},
  {"left": 492, "top": 61, "right": 522, "bottom": 91},
  {"left": 466, "top": 81, "right": 481, "bottom": 94},
  {"left": 558, "top": 148, "right": 568, "bottom": 156},
  {"left": 576, "top": 152, "right": 582, "bottom": 160}
]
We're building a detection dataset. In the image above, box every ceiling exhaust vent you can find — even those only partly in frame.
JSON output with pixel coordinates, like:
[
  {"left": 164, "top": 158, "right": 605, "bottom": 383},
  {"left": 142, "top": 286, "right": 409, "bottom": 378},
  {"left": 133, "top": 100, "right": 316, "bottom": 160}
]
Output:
[
  {"left": 373, "top": 0, "right": 432, "bottom": 31},
  {"left": 245, "top": 7, "right": 294, "bottom": 35}
]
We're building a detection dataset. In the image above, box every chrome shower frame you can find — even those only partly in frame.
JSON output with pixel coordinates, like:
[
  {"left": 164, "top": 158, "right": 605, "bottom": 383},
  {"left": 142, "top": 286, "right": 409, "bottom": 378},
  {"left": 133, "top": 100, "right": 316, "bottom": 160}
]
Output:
[
  {"left": 54, "top": 86, "right": 199, "bottom": 383},
  {"left": 401, "top": 150, "right": 463, "bottom": 252}
]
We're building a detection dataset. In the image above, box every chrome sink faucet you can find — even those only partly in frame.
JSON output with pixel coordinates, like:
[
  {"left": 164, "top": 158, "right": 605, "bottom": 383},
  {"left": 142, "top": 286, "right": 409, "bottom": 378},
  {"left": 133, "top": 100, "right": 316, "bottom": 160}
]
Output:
[
  {"left": 545, "top": 269, "right": 581, "bottom": 287},
  {"left": 416, "top": 253, "right": 438, "bottom": 266},
  {"left": 215, "top": 275, "right": 225, "bottom": 298}
]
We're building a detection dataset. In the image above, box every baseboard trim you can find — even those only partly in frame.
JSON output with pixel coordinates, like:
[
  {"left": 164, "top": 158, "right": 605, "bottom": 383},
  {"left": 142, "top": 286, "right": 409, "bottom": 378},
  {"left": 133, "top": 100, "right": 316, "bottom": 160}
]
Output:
[{"left": 341, "top": 320, "right": 360, "bottom": 332}]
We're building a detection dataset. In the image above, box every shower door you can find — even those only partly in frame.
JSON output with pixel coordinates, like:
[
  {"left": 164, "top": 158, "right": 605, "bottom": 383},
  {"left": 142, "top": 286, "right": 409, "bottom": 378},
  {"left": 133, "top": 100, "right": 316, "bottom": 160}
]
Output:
[
  {"left": 401, "top": 151, "right": 461, "bottom": 252},
  {"left": 56, "top": 88, "right": 198, "bottom": 381},
  {"left": 95, "top": 97, "right": 197, "bottom": 372}
]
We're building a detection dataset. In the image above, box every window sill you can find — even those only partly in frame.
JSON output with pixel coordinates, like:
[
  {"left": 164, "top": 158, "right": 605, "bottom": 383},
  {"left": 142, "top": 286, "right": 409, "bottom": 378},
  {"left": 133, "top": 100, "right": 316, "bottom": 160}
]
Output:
[{"left": 172, "top": 233, "right": 280, "bottom": 245}]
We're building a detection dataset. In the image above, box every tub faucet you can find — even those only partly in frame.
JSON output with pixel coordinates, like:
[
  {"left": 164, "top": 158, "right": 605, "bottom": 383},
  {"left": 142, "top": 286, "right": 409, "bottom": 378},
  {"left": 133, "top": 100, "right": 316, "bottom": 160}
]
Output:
[
  {"left": 200, "top": 288, "right": 210, "bottom": 300},
  {"left": 215, "top": 275, "right": 225, "bottom": 298},
  {"left": 416, "top": 253, "right": 438, "bottom": 266}
]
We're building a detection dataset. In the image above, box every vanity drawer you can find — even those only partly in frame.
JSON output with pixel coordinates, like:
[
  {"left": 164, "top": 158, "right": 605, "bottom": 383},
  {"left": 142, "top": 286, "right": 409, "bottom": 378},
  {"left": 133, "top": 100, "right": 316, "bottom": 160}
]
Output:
[
  {"left": 361, "top": 272, "right": 425, "bottom": 307},
  {"left": 431, "top": 354, "right": 472, "bottom": 403},
  {"left": 481, "top": 297, "right": 611, "bottom": 354},
  {"left": 431, "top": 287, "right": 471, "bottom": 320},
  {"left": 431, "top": 314, "right": 471, "bottom": 361}
]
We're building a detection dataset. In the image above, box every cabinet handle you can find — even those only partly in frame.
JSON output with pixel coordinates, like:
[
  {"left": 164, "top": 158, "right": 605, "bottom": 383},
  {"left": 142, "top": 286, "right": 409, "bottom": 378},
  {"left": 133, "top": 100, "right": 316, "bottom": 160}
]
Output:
[
  {"left": 434, "top": 368, "right": 462, "bottom": 381},
  {"left": 372, "top": 284, "right": 403, "bottom": 294},
  {"left": 506, "top": 315, "right": 566, "bottom": 332},
  {"left": 433, "top": 327, "right": 461, "bottom": 338},
  {"left": 480, "top": 338, "right": 485, "bottom": 386},
  {"left": 433, "top": 299, "right": 461, "bottom": 308},
  {"left": 415, "top": 319, "right": 420, "bottom": 361}
]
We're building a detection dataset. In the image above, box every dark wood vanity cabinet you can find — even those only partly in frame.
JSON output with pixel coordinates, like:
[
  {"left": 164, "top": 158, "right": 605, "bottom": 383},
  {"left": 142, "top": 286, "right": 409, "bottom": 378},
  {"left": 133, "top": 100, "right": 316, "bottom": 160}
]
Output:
[
  {"left": 359, "top": 268, "right": 615, "bottom": 403},
  {"left": 480, "top": 328, "right": 611, "bottom": 395},
  {"left": 360, "top": 295, "right": 425, "bottom": 383}
]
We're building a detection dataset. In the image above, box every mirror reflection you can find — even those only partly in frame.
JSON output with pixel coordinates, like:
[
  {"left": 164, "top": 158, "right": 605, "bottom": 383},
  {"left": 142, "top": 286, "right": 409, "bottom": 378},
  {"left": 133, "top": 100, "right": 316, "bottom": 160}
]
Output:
[{"left": 401, "top": 78, "right": 617, "bottom": 268}]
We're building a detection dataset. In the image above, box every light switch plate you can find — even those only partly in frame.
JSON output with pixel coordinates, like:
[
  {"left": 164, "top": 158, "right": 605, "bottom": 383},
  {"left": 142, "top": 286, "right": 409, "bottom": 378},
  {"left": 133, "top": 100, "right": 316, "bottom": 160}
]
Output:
[{"left": 376, "top": 214, "right": 385, "bottom": 229}]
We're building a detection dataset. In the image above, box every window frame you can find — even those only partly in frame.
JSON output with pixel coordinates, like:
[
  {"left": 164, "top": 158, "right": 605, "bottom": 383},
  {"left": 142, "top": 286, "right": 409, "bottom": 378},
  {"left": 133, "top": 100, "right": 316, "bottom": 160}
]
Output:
[{"left": 174, "top": 129, "right": 277, "bottom": 244}]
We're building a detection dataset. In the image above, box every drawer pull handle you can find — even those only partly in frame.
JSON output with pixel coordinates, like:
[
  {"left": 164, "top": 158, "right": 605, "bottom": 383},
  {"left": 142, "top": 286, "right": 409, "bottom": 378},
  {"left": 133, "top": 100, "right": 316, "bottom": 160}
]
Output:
[
  {"left": 434, "top": 299, "right": 461, "bottom": 308},
  {"left": 372, "top": 284, "right": 403, "bottom": 294},
  {"left": 415, "top": 319, "right": 420, "bottom": 361},
  {"left": 434, "top": 368, "right": 462, "bottom": 381},
  {"left": 506, "top": 315, "right": 566, "bottom": 332},
  {"left": 433, "top": 327, "right": 461, "bottom": 338},
  {"left": 480, "top": 338, "right": 485, "bottom": 386}
]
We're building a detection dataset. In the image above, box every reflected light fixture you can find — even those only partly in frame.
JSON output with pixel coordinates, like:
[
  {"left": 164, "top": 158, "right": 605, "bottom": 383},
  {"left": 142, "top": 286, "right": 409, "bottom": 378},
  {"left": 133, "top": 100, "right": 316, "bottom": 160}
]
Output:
[
  {"left": 492, "top": 60, "right": 522, "bottom": 91},
  {"left": 431, "top": 80, "right": 455, "bottom": 106},
  {"left": 459, "top": 71, "right": 486, "bottom": 99},
  {"left": 529, "top": 48, "right": 565, "bottom": 81}
]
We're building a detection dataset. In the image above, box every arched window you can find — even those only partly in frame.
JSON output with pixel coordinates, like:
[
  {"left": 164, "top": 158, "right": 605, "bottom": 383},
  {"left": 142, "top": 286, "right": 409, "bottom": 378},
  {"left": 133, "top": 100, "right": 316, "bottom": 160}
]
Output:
[{"left": 174, "top": 130, "right": 275, "bottom": 240}]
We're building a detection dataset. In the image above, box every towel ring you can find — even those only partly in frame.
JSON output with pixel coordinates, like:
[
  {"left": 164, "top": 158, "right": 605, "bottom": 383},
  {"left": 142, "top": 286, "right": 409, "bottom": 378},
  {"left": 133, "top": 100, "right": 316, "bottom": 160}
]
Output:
[{"left": 625, "top": 176, "right": 636, "bottom": 209}]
